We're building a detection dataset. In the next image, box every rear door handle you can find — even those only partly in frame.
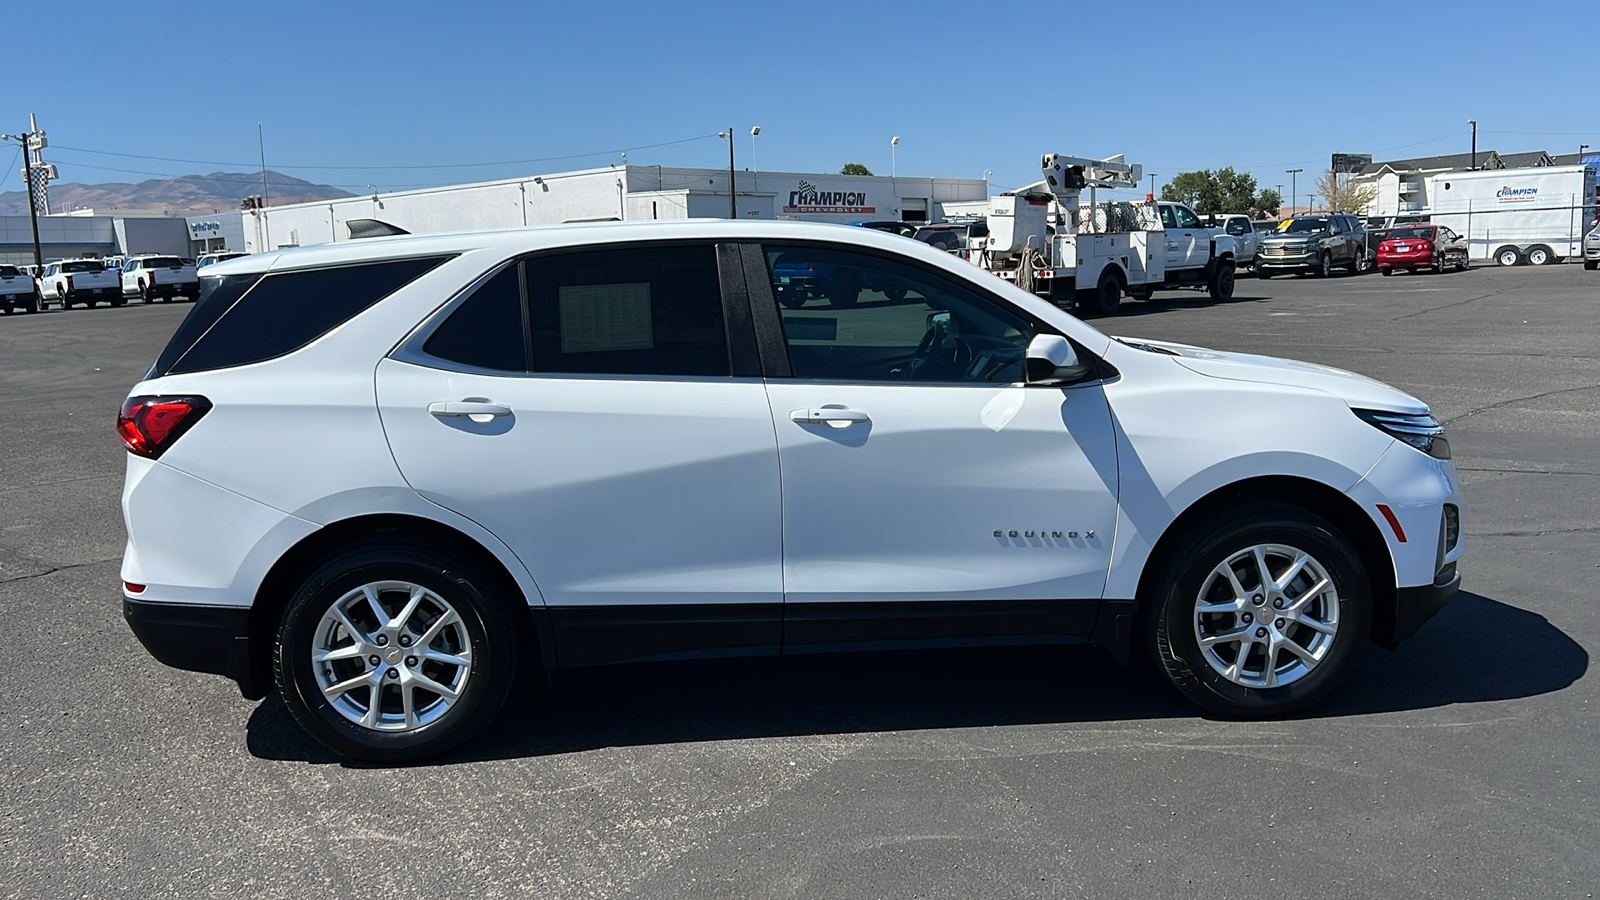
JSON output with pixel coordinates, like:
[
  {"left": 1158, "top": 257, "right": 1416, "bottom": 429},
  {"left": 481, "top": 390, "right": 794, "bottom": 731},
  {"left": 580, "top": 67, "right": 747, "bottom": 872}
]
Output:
[
  {"left": 429, "top": 401, "right": 512, "bottom": 418},
  {"left": 790, "top": 408, "right": 869, "bottom": 427}
]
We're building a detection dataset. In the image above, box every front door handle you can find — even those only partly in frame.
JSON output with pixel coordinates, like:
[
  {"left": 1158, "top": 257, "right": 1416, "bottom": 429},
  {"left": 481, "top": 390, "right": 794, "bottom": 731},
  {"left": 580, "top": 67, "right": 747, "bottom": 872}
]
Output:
[
  {"left": 429, "top": 401, "right": 512, "bottom": 418},
  {"left": 790, "top": 408, "right": 869, "bottom": 427}
]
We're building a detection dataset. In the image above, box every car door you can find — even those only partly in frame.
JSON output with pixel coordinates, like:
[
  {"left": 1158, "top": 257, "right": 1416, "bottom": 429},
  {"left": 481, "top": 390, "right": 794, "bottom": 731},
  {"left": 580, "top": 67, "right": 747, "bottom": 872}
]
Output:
[
  {"left": 376, "top": 241, "right": 785, "bottom": 666},
  {"left": 1170, "top": 204, "right": 1207, "bottom": 269},
  {"left": 750, "top": 241, "right": 1120, "bottom": 649},
  {"left": 1158, "top": 204, "right": 1186, "bottom": 272}
]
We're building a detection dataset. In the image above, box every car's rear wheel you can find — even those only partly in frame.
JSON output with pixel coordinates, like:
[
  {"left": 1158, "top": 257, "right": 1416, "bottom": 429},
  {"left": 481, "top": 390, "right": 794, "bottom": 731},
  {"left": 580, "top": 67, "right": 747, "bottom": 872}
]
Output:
[
  {"left": 1431, "top": 252, "right": 1445, "bottom": 274},
  {"left": 1146, "top": 501, "right": 1370, "bottom": 717},
  {"left": 1346, "top": 249, "right": 1365, "bottom": 274},
  {"left": 1585, "top": 260, "right": 1598, "bottom": 271},
  {"left": 1257, "top": 269, "right": 1273, "bottom": 280},
  {"left": 1078, "top": 269, "right": 1121, "bottom": 317},
  {"left": 275, "top": 541, "right": 522, "bottom": 762},
  {"left": 1380, "top": 267, "right": 1393, "bottom": 276}
]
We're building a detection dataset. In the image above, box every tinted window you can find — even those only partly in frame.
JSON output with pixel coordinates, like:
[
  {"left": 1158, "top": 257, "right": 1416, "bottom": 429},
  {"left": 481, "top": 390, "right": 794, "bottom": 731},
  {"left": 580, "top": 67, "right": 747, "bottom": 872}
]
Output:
[
  {"left": 1389, "top": 227, "right": 1435, "bottom": 240},
  {"left": 524, "top": 244, "right": 728, "bottom": 377},
  {"left": 423, "top": 265, "right": 527, "bottom": 372},
  {"left": 157, "top": 256, "right": 449, "bottom": 376},
  {"left": 763, "top": 244, "right": 1032, "bottom": 383},
  {"left": 1282, "top": 218, "right": 1331, "bottom": 233},
  {"left": 143, "top": 257, "right": 183, "bottom": 267},
  {"left": 1174, "top": 206, "right": 1201, "bottom": 228},
  {"left": 0, "top": 266, "right": 18, "bottom": 277},
  {"left": 62, "top": 261, "right": 104, "bottom": 274},
  {"left": 1224, "top": 218, "right": 1248, "bottom": 236},
  {"left": 1159, "top": 206, "right": 1178, "bottom": 229}
]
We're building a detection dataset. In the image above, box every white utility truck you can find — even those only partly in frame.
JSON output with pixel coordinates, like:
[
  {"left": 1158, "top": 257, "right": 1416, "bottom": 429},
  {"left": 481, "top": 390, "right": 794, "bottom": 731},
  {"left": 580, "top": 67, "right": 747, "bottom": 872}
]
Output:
[
  {"left": 1427, "top": 164, "right": 1598, "bottom": 266},
  {"left": 979, "top": 153, "right": 1239, "bottom": 316}
]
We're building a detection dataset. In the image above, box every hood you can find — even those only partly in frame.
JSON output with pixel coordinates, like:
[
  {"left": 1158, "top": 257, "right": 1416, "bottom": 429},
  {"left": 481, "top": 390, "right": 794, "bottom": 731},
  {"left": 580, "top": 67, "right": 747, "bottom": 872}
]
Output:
[
  {"left": 1260, "top": 230, "right": 1324, "bottom": 244},
  {"left": 1120, "top": 338, "right": 1429, "bottom": 414}
]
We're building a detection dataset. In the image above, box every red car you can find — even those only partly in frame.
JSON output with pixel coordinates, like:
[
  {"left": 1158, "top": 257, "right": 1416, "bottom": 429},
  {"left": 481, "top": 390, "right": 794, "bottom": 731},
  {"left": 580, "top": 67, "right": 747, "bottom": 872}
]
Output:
[{"left": 1377, "top": 225, "right": 1468, "bottom": 275}]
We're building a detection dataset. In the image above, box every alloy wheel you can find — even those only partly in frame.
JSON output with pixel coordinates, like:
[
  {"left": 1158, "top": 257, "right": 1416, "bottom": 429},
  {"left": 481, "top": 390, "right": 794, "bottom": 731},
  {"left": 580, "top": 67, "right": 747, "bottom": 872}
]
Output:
[
  {"left": 1192, "top": 543, "right": 1340, "bottom": 689},
  {"left": 311, "top": 580, "right": 473, "bottom": 732}
]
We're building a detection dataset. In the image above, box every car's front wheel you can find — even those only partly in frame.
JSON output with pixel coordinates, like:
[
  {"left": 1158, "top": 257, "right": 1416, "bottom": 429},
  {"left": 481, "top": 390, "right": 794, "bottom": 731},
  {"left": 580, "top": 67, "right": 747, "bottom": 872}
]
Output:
[
  {"left": 1146, "top": 501, "right": 1370, "bottom": 717},
  {"left": 275, "top": 540, "right": 522, "bottom": 762}
]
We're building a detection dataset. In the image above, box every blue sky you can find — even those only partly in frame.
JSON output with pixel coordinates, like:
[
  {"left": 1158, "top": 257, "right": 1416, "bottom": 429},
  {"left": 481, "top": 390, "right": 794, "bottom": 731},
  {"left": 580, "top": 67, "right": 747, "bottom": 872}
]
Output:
[{"left": 5, "top": 0, "right": 1594, "bottom": 202}]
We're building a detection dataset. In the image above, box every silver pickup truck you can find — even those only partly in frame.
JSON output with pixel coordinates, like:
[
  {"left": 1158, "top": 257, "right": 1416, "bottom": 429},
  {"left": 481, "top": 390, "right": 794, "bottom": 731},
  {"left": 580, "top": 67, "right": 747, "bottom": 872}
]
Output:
[
  {"left": 121, "top": 255, "right": 200, "bottom": 303},
  {"left": 1205, "top": 213, "right": 1261, "bottom": 270}
]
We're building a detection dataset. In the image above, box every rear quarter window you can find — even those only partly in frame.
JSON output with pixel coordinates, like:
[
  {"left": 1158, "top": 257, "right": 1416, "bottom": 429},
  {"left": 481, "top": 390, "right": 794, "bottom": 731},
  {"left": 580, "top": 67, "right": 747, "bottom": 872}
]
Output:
[{"left": 152, "top": 255, "right": 450, "bottom": 377}]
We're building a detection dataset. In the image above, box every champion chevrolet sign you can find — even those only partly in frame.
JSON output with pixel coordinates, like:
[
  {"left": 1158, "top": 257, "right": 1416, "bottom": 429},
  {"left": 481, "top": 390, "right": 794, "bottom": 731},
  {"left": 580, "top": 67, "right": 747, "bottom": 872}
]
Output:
[{"left": 783, "top": 180, "right": 875, "bottom": 215}]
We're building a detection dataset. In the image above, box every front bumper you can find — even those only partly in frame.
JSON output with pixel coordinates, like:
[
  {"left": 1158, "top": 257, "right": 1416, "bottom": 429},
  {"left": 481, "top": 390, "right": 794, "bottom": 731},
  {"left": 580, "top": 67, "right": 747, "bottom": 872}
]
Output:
[
  {"left": 1256, "top": 249, "right": 1317, "bottom": 270},
  {"left": 1387, "top": 567, "right": 1461, "bottom": 645},
  {"left": 124, "top": 597, "right": 261, "bottom": 698}
]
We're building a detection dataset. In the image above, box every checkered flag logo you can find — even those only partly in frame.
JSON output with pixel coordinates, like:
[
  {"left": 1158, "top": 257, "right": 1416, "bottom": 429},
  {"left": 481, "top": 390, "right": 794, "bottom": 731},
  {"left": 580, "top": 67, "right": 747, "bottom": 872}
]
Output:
[{"left": 797, "top": 180, "right": 816, "bottom": 194}]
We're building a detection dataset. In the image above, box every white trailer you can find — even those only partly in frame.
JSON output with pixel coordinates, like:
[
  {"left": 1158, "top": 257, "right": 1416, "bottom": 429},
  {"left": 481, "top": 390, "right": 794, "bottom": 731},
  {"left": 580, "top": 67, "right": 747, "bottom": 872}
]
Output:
[{"left": 1426, "top": 165, "right": 1598, "bottom": 266}]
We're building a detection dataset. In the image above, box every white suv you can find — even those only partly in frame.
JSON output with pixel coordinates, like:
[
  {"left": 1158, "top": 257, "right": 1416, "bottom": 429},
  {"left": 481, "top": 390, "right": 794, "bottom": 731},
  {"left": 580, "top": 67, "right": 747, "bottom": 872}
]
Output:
[{"left": 119, "top": 220, "right": 1464, "bottom": 761}]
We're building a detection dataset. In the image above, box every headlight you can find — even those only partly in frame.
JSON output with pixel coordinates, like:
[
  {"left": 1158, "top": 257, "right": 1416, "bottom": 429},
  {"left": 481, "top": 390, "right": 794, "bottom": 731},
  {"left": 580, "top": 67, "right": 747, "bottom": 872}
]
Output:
[{"left": 1354, "top": 409, "right": 1451, "bottom": 459}]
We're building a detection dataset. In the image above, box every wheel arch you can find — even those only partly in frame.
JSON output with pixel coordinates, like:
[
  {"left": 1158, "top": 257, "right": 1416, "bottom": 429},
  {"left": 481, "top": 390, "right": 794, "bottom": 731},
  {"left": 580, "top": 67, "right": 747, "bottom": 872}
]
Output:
[
  {"left": 246, "top": 513, "right": 555, "bottom": 700},
  {"left": 1131, "top": 475, "right": 1398, "bottom": 657}
]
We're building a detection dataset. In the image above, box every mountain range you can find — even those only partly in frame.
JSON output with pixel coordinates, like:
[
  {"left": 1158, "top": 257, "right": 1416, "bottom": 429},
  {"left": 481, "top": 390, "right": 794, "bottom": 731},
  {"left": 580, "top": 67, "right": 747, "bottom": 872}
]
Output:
[{"left": 0, "top": 170, "right": 354, "bottom": 215}]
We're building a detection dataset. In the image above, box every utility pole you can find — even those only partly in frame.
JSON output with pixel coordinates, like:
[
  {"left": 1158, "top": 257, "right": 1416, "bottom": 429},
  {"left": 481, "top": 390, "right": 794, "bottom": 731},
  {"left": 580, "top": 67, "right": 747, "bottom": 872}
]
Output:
[
  {"left": 258, "top": 123, "right": 272, "bottom": 248},
  {"left": 1468, "top": 120, "right": 1477, "bottom": 170},
  {"left": 1, "top": 126, "right": 46, "bottom": 269},
  {"left": 1286, "top": 168, "right": 1303, "bottom": 215}
]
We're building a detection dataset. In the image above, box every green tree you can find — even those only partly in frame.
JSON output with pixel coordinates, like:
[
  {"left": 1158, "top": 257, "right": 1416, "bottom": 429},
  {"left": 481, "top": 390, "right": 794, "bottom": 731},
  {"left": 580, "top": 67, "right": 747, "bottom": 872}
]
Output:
[
  {"left": 840, "top": 163, "right": 873, "bottom": 176},
  {"left": 1160, "top": 167, "right": 1278, "bottom": 214}
]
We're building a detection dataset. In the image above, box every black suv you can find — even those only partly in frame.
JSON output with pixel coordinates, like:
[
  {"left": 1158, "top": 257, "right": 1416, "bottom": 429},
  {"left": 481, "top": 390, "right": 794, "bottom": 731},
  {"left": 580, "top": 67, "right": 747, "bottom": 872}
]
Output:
[{"left": 1257, "top": 213, "right": 1369, "bottom": 278}]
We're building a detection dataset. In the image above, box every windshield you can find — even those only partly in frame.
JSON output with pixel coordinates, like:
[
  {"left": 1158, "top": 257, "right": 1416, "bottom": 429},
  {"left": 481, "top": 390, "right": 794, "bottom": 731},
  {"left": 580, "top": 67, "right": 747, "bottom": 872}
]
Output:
[
  {"left": 1278, "top": 218, "right": 1330, "bottom": 234},
  {"left": 62, "top": 261, "right": 105, "bottom": 274},
  {"left": 1388, "top": 227, "right": 1435, "bottom": 240}
]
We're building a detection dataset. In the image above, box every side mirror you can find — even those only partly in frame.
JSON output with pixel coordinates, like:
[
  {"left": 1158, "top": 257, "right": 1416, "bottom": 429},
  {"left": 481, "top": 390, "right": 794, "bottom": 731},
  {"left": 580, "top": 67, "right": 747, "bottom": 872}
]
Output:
[{"left": 1025, "top": 334, "right": 1089, "bottom": 385}]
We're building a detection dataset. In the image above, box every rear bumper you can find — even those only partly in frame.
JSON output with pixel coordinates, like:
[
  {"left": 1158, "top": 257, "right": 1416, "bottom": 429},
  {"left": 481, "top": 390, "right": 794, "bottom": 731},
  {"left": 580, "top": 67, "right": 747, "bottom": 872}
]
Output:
[
  {"left": 124, "top": 597, "right": 262, "bottom": 698},
  {"left": 1377, "top": 252, "right": 1434, "bottom": 267}
]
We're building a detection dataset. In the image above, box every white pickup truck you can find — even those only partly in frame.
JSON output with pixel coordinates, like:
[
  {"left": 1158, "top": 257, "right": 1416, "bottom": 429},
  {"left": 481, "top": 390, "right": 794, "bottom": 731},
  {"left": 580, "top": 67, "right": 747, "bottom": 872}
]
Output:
[
  {"left": 38, "top": 259, "right": 122, "bottom": 309},
  {"left": 1, "top": 264, "right": 40, "bottom": 314},
  {"left": 1206, "top": 213, "right": 1261, "bottom": 270},
  {"left": 121, "top": 255, "right": 200, "bottom": 303}
]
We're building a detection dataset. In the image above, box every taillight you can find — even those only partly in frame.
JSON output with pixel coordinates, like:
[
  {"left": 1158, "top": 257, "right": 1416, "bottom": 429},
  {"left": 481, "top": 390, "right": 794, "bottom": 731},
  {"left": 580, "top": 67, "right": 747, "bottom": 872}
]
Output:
[
  {"left": 117, "top": 395, "right": 212, "bottom": 459},
  {"left": 66, "top": 274, "right": 75, "bottom": 290}
]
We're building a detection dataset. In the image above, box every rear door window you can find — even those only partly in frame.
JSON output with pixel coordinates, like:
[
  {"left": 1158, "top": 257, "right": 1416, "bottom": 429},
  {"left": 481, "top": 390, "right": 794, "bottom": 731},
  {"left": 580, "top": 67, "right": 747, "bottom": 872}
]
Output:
[
  {"left": 152, "top": 256, "right": 450, "bottom": 377},
  {"left": 422, "top": 265, "right": 527, "bottom": 372}
]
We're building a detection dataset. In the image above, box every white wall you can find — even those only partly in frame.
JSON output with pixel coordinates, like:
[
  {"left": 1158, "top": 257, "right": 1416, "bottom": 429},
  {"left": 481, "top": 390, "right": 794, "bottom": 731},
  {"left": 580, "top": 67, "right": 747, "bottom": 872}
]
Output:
[{"left": 0, "top": 215, "right": 116, "bottom": 265}]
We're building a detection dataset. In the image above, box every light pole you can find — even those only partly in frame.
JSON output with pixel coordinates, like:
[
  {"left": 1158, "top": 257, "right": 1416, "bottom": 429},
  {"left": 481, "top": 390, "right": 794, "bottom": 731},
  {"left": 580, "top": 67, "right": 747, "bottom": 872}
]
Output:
[
  {"left": 0, "top": 129, "right": 45, "bottom": 269},
  {"left": 1581, "top": 143, "right": 1590, "bottom": 161},
  {"left": 890, "top": 136, "right": 900, "bottom": 178},
  {"left": 1468, "top": 120, "right": 1477, "bottom": 170},
  {"left": 1148, "top": 173, "right": 1158, "bottom": 199},
  {"left": 1286, "top": 168, "right": 1303, "bottom": 214},
  {"left": 750, "top": 126, "right": 761, "bottom": 174},
  {"left": 717, "top": 128, "right": 736, "bottom": 218}
]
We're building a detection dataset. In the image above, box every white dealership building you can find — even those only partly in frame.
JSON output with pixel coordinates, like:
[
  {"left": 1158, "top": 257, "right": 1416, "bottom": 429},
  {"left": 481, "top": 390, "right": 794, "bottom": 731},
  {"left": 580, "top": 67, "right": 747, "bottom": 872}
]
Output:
[{"left": 240, "top": 166, "right": 989, "bottom": 252}]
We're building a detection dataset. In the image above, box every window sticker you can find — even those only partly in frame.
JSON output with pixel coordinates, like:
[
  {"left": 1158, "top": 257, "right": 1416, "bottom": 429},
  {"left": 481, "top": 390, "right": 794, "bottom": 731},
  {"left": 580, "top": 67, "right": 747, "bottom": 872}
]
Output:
[
  {"left": 559, "top": 283, "right": 653, "bottom": 353},
  {"left": 784, "top": 317, "right": 838, "bottom": 342}
]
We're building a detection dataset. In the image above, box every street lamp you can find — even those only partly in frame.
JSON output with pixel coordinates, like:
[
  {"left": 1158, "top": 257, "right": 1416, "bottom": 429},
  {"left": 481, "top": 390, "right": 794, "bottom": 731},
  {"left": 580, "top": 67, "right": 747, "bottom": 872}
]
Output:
[
  {"left": 750, "top": 126, "right": 761, "bottom": 174},
  {"left": 717, "top": 128, "right": 737, "bottom": 219},
  {"left": 1148, "top": 173, "right": 1158, "bottom": 199},
  {"left": 1286, "top": 168, "right": 1303, "bottom": 214},
  {"left": 891, "top": 136, "right": 900, "bottom": 178},
  {"left": 0, "top": 129, "right": 45, "bottom": 269},
  {"left": 1581, "top": 143, "right": 1590, "bottom": 161}
]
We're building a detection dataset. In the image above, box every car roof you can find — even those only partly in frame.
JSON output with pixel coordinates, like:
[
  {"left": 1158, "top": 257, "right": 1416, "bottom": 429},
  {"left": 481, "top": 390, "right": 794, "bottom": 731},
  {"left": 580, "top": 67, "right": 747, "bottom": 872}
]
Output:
[{"left": 203, "top": 219, "right": 970, "bottom": 277}]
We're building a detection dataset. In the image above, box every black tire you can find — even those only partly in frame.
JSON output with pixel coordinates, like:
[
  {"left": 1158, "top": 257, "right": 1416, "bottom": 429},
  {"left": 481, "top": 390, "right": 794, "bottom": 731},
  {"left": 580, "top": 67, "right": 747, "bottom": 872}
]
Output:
[
  {"left": 275, "top": 540, "right": 523, "bottom": 762},
  {"left": 1346, "top": 250, "right": 1364, "bottom": 274},
  {"left": 140, "top": 282, "right": 153, "bottom": 304},
  {"left": 1494, "top": 246, "right": 1522, "bottom": 267},
  {"left": 1380, "top": 267, "right": 1393, "bottom": 276},
  {"left": 1077, "top": 269, "right": 1121, "bottom": 317},
  {"left": 1314, "top": 252, "right": 1332, "bottom": 278},
  {"left": 776, "top": 289, "right": 805, "bottom": 310},
  {"left": 1525, "top": 245, "right": 1554, "bottom": 266},
  {"left": 22, "top": 293, "right": 37, "bottom": 313},
  {"left": 1585, "top": 260, "right": 1597, "bottom": 271},
  {"left": 110, "top": 292, "right": 126, "bottom": 308},
  {"left": 1145, "top": 500, "right": 1371, "bottom": 717},
  {"left": 1207, "top": 263, "right": 1235, "bottom": 301},
  {"left": 1257, "top": 269, "right": 1273, "bottom": 280},
  {"left": 1430, "top": 253, "right": 1444, "bottom": 275},
  {"left": 57, "top": 286, "right": 70, "bottom": 309}
]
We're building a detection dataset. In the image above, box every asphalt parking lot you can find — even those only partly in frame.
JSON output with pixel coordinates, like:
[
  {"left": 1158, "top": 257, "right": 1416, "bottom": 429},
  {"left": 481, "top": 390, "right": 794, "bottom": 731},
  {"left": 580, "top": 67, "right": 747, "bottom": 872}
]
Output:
[{"left": 2, "top": 263, "right": 1596, "bottom": 899}]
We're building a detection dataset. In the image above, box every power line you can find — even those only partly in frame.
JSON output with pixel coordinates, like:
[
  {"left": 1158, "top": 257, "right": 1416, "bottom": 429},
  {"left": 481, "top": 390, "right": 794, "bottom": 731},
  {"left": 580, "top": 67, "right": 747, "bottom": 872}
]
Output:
[{"left": 47, "top": 133, "right": 720, "bottom": 171}]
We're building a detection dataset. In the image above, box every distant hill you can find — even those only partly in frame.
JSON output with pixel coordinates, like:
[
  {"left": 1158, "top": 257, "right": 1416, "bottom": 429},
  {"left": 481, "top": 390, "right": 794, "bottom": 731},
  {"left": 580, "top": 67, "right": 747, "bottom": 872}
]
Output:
[{"left": 0, "top": 170, "right": 354, "bottom": 215}]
